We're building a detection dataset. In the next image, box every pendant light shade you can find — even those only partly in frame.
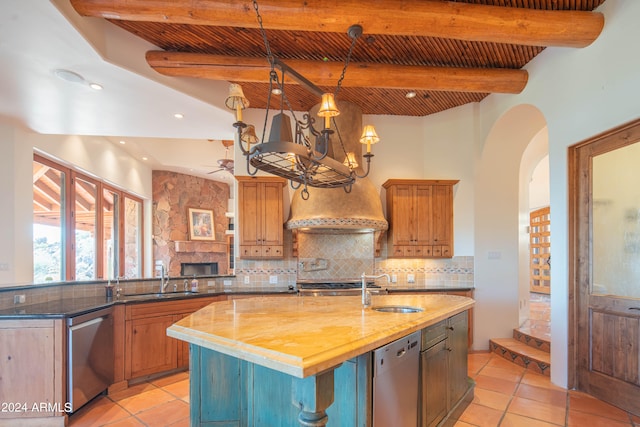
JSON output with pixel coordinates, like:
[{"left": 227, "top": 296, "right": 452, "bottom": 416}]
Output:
[
  {"left": 359, "top": 125, "right": 380, "bottom": 153},
  {"left": 343, "top": 152, "right": 359, "bottom": 169},
  {"left": 225, "top": 83, "right": 250, "bottom": 121},
  {"left": 317, "top": 93, "right": 340, "bottom": 128}
]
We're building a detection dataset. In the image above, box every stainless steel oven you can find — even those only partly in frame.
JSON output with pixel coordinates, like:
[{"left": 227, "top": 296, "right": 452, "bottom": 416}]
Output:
[{"left": 297, "top": 280, "right": 388, "bottom": 297}]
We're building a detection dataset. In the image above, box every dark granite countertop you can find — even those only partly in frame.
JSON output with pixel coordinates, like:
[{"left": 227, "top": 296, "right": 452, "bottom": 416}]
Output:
[
  {"left": 0, "top": 285, "right": 471, "bottom": 319},
  {"left": 0, "top": 296, "right": 116, "bottom": 319},
  {"left": 0, "top": 286, "right": 297, "bottom": 319}
]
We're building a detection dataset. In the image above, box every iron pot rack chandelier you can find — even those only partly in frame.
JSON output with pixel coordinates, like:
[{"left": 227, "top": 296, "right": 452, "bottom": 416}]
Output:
[{"left": 225, "top": 0, "right": 381, "bottom": 200}]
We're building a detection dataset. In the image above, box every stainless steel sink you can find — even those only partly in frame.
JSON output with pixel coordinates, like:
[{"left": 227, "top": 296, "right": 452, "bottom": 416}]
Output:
[{"left": 372, "top": 305, "right": 424, "bottom": 313}]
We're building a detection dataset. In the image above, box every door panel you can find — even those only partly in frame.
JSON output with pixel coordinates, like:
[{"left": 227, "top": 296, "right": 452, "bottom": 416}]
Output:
[{"left": 572, "top": 119, "right": 640, "bottom": 416}]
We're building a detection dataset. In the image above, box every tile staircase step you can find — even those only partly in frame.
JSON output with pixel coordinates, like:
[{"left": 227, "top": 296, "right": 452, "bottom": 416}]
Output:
[
  {"left": 489, "top": 337, "right": 551, "bottom": 376},
  {"left": 513, "top": 327, "right": 551, "bottom": 353}
]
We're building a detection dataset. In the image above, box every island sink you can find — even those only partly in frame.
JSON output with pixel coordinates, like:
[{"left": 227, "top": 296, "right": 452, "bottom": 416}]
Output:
[{"left": 372, "top": 305, "right": 424, "bottom": 313}]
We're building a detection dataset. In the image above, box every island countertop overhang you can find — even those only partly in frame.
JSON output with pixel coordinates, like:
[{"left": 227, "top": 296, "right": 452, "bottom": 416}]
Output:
[{"left": 167, "top": 294, "right": 474, "bottom": 378}]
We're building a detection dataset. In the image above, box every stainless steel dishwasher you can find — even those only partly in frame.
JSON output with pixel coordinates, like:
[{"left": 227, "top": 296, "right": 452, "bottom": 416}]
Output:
[
  {"left": 67, "top": 307, "right": 114, "bottom": 412},
  {"left": 373, "top": 330, "right": 421, "bottom": 427}
]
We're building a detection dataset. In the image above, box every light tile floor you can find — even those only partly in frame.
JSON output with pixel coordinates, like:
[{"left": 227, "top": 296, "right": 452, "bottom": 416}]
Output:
[
  {"left": 68, "top": 372, "right": 190, "bottom": 427},
  {"left": 462, "top": 352, "right": 640, "bottom": 427}
]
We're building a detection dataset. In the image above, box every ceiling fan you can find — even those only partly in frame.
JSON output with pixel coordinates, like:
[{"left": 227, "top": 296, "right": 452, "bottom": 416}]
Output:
[{"left": 207, "top": 140, "right": 234, "bottom": 175}]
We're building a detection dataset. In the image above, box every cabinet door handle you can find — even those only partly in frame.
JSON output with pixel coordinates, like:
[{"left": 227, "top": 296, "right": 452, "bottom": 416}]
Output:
[
  {"left": 447, "top": 348, "right": 452, "bottom": 352},
  {"left": 447, "top": 326, "right": 454, "bottom": 331},
  {"left": 630, "top": 307, "right": 640, "bottom": 311}
]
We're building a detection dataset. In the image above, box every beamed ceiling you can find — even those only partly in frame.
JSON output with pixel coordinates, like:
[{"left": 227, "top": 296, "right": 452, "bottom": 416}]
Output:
[{"left": 69, "top": 0, "right": 606, "bottom": 116}]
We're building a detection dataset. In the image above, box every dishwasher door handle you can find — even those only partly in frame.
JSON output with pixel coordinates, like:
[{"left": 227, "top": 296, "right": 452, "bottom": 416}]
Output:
[
  {"left": 396, "top": 348, "right": 406, "bottom": 358},
  {"left": 69, "top": 316, "right": 105, "bottom": 331}
]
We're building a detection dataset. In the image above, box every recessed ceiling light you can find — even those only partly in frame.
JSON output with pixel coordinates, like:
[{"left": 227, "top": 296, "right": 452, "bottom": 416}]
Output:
[
  {"left": 53, "top": 69, "right": 85, "bottom": 84},
  {"left": 119, "top": 140, "right": 126, "bottom": 145},
  {"left": 89, "top": 82, "right": 103, "bottom": 90},
  {"left": 142, "top": 157, "right": 148, "bottom": 161},
  {"left": 405, "top": 91, "right": 417, "bottom": 99},
  {"left": 271, "top": 87, "right": 282, "bottom": 95},
  {"left": 174, "top": 113, "right": 184, "bottom": 119}
]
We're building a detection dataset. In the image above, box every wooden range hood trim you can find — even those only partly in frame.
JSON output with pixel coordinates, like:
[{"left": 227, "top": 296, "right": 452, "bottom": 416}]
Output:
[
  {"left": 146, "top": 51, "right": 529, "bottom": 94},
  {"left": 70, "top": 0, "right": 604, "bottom": 48}
]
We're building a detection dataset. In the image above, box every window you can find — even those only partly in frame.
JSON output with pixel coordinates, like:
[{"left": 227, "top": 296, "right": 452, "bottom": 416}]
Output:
[
  {"left": 32, "top": 155, "right": 144, "bottom": 282},
  {"left": 33, "top": 157, "right": 66, "bottom": 282}
]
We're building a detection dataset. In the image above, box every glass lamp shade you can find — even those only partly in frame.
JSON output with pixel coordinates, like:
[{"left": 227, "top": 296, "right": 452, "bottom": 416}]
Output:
[{"left": 317, "top": 93, "right": 340, "bottom": 128}]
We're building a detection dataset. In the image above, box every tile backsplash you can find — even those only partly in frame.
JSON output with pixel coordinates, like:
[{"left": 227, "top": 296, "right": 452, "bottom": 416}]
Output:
[{"left": 297, "top": 232, "right": 375, "bottom": 281}]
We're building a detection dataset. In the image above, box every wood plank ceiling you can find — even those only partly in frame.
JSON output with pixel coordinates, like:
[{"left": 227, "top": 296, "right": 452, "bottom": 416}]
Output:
[{"left": 70, "top": 0, "right": 606, "bottom": 116}]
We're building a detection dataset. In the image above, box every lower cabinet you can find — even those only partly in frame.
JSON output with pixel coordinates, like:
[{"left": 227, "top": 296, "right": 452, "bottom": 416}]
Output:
[
  {"left": 0, "top": 319, "right": 66, "bottom": 424},
  {"left": 420, "top": 311, "right": 469, "bottom": 427},
  {"left": 123, "top": 296, "right": 224, "bottom": 381}
]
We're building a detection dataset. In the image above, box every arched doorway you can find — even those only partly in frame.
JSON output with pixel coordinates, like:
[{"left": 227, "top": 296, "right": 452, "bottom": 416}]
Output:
[{"left": 474, "top": 104, "right": 547, "bottom": 349}]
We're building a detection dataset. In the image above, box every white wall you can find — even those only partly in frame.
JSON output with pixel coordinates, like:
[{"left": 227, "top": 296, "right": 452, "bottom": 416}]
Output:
[
  {"left": 0, "top": 122, "right": 33, "bottom": 285},
  {"left": 0, "top": 127, "right": 154, "bottom": 286},
  {"left": 473, "top": 0, "right": 640, "bottom": 387}
]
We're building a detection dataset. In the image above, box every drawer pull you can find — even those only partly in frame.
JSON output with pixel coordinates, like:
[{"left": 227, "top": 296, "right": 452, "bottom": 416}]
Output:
[{"left": 629, "top": 307, "right": 640, "bottom": 311}]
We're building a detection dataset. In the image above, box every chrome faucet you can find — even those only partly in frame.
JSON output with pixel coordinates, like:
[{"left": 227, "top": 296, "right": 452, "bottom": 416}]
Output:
[
  {"left": 361, "top": 273, "right": 391, "bottom": 308},
  {"left": 159, "top": 265, "right": 170, "bottom": 293}
]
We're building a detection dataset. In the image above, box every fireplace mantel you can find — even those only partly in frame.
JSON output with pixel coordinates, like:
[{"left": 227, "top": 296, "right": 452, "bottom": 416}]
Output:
[{"left": 174, "top": 240, "right": 228, "bottom": 253}]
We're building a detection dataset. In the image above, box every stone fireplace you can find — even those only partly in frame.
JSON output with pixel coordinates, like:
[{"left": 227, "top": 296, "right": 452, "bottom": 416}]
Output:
[
  {"left": 152, "top": 170, "right": 230, "bottom": 276},
  {"left": 181, "top": 262, "right": 218, "bottom": 276}
]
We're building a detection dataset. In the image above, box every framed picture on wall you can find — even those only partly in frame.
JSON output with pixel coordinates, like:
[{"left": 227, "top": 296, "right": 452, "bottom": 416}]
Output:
[{"left": 188, "top": 208, "right": 215, "bottom": 241}]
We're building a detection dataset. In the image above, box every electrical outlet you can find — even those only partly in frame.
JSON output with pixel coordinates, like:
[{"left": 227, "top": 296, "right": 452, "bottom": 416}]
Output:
[
  {"left": 244, "top": 275, "right": 250, "bottom": 285},
  {"left": 0, "top": 263, "right": 9, "bottom": 271},
  {"left": 14, "top": 295, "right": 25, "bottom": 304},
  {"left": 269, "top": 275, "right": 278, "bottom": 284},
  {"left": 391, "top": 274, "right": 398, "bottom": 283},
  {"left": 407, "top": 274, "right": 415, "bottom": 283}
]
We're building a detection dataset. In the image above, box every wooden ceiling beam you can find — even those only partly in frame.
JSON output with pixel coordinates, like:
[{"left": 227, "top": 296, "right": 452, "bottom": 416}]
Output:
[
  {"left": 34, "top": 181, "right": 61, "bottom": 206},
  {"left": 70, "top": 0, "right": 604, "bottom": 48},
  {"left": 146, "top": 51, "right": 528, "bottom": 94}
]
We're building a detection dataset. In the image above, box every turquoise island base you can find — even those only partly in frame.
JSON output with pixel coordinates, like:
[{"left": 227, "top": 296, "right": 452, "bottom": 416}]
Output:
[{"left": 167, "top": 294, "right": 475, "bottom": 426}]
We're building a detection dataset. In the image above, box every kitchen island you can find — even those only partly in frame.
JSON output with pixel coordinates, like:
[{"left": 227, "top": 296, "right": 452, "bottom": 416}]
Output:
[{"left": 168, "top": 293, "right": 474, "bottom": 426}]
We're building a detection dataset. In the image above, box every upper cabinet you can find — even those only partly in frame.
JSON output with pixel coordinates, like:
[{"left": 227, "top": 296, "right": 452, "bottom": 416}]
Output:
[
  {"left": 237, "top": 177, "right": 286, "bottom": 259},
  {"left": 383, "top": 179, "right": 458, "bottom": 258}
]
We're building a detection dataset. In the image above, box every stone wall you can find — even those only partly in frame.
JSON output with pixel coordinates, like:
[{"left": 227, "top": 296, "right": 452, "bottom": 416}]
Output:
[{"left": 152, "top": 171, "right": 230, "bottom": 276}]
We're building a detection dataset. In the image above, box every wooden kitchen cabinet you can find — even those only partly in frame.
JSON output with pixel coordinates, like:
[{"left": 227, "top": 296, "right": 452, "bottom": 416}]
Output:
[
  {"left": 383, "top": 179, "right": 458, "bottom": 258},
  {"left": 123, "top": 296, "right": 224, "bottom": 381},
  {"left": 236, "top": 176, "right": 285, "bottom": 259},
  {"left": 0, "top": 319, "right": 66, "bottom": 424},
  {"left": 420, "top": 311, "right": 469, "bottom": 427},
  {"left": 126, "top": 314, "right": 177, "bottom": 378}
]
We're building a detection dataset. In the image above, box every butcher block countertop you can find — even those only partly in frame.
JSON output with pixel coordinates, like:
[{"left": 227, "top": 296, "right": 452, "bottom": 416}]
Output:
[{"left": 167, "top": 293, "right": 474, "bottom": 378}]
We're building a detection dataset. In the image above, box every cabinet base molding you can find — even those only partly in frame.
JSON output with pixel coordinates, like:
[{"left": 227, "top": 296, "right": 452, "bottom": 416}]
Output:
[
  {"left": 436, "top": 380, "right": 474, "bottom": 427},
  {"left": 108, "top": 380, "right": 129, "bottom": 394}
]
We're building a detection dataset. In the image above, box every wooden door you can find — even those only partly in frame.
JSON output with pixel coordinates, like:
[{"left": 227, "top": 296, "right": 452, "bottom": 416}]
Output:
[
  {"left": 415, "top": 185, "right": 433, "bottom": 245},
  {"left": 391, "top": 184, "right": 415, "bottom": 245},
  {"left": 260, "top": 181, "right": 283, "bottom": 246},
  {"left": 571, "top": 119, "right": 640, "bottom": 415},
  {"left": 530, "top": 206, "right": 551, "bottom": 294},
  {"left": 238, "top": 180, "right": 261, "bottom": 246},
  {"left": 420, "top": 340, "right": 448, "bottom": 427},
  {"left": 126, "top": 315, "right": 177, "bottom": 379},
  {"left": 430, "top": 185, "right": 452, "bottom": 247}
]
